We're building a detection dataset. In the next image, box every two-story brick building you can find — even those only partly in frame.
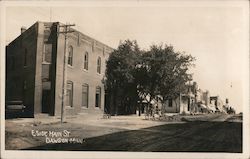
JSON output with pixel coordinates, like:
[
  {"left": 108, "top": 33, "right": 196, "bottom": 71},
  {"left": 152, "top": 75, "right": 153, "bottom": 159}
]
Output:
[{"left": 5, "top": 21, "right": 113, "bottom": 117}]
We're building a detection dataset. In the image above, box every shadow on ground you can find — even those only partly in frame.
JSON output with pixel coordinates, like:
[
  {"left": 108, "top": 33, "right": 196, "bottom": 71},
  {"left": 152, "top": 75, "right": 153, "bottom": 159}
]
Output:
[{"left": 25, "top": 121, "right": 242, "bottom": 152}]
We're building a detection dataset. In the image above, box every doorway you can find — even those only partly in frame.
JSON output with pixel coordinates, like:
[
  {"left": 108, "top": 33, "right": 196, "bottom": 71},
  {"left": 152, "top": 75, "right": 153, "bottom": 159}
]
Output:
[{"left": 42, "top": 90, "right": 50, "bottom": 113}]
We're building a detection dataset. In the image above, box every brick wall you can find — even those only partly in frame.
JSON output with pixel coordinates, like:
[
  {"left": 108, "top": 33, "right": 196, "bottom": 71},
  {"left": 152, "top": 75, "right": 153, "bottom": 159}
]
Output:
[
  {"left": 6, "top": 21, "right": 113, "bottom": 118},
  {"left": 6, "top": 22, "right": 39, "bottom": 116},
  {"left": 54, "top": 23, "right": 113, "bottom": 117}
]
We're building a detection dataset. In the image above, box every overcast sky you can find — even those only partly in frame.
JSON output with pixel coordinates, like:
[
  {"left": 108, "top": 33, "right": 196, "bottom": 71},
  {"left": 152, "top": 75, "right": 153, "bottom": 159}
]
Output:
[{"left": 4, "top": 1, "right": 249, "bottom": 113}]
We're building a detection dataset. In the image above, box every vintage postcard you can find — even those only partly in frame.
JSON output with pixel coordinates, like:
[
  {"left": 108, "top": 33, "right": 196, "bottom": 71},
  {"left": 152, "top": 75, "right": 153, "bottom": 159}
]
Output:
[{"left": 0, "top": 0, "right": 249, "bottom": 159}]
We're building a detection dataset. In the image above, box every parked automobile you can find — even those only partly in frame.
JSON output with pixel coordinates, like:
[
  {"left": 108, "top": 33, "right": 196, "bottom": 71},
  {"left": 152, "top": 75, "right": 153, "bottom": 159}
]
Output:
[{"left": 5, "top": 100, "right": 26, "bottom": 118}]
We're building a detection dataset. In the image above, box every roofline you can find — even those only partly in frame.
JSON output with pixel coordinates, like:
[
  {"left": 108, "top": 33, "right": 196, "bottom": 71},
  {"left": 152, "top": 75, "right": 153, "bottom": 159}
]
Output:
[
  {"left": 50, "top": 21, "right": 114, "bottom": 51},
  {"left": 7, "top": 21, "right": 114, "bottom": 51},
  {"left": 7, "top": 21, "right": 40, "bottom": 47}
]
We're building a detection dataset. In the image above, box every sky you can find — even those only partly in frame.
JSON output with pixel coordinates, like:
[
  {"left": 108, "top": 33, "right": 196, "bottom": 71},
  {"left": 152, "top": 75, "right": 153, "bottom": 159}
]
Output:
[{"left": 4, "top": 1, "right": 249, "bottom": 113}]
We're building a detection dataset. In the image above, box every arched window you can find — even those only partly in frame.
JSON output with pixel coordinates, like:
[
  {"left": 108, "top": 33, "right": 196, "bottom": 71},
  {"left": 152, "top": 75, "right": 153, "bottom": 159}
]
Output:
[
  {"left": 97, "top": 57, "right": 101, "bottom": 74},
  {"left": 68, "top": 46, "right": 73, "bottom": 66},
  {"left": 84, "top": 52, "right": 88, "bottom": 70}
]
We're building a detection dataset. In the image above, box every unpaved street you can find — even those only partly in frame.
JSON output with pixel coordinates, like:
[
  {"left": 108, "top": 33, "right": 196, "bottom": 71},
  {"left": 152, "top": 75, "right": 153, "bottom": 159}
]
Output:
[{"left": 5, "top": 114, "right": 242, "bottom": 152}]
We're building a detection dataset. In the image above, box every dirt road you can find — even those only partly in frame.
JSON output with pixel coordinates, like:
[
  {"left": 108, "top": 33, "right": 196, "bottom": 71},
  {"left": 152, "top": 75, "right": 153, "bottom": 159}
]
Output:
[{"left": 5, "top": 114, "right": 242, "bottom": 152}]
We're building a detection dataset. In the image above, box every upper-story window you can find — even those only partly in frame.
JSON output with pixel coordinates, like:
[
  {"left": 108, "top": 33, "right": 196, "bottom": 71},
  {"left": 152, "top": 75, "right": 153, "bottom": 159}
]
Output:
[
  {"left": 68, "top": 46, "right": 73, "bottom": 66},
  {"left": 97, "top": 57, "right": 101, "bottom": 74},
  {"left": 84, "top": 52, "right": 88, "bottom": 70},
  {"left": 24, "top": 48, "right": 28, "bottom": 67}
]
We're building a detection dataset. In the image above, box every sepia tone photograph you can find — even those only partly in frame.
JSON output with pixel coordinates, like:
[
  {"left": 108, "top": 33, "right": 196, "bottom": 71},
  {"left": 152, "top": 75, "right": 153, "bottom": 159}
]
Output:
[{"left": 0, "top": 0, "right": 249, "bottom": 159}]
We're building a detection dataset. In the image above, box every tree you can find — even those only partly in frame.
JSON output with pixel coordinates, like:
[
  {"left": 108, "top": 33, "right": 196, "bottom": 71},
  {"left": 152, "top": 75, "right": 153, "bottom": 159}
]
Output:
[
  {"left": 105, "top": 41, "right": 195, "bottom": 116},
  {"left": 136, "top": 44, "right": 195, "bottom": 114},
  {"left": 105, "top": 40, "right": 140, "bottom": 115},
  {"left": 155, "top": 45, "right": 195, "bottom": 101}
]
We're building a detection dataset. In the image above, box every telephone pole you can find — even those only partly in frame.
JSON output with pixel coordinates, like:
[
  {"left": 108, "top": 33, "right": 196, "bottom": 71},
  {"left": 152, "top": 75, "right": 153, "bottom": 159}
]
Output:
[{"left": 58, "top": 23, "right": 75, "bottom": 123}]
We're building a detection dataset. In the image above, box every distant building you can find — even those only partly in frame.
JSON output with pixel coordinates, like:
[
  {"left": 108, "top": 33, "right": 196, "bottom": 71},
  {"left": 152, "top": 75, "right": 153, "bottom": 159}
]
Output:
[
  {"left": 162, "top": 82, "right": 196, "bottom": 114},
  {"left": 163, "top": 82, "right": 215, "bottom": 114},
  {"left": 6, "top": 21, "right": 113, "bottom": 117},
  {"left": 202, "top": 90, "right": 210, "bottom": 106},
  {"left": 140, "top": 80, "right": 227, "bottom": 115},
  {"left": 210, "top": 96, "right": 225, "bottom": 113}
]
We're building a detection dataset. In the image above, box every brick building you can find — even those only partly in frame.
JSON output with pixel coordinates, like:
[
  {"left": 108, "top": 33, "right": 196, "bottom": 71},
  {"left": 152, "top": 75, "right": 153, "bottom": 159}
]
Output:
[{"left": 6, "top": 21, "right": 113, "bottom": 117}]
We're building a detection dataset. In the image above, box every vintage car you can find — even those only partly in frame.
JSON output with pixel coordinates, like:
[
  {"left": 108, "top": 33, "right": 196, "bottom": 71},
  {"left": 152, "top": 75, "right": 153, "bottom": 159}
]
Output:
[{"left": 5, "top": 100, "right": 26, "bottom": 118}]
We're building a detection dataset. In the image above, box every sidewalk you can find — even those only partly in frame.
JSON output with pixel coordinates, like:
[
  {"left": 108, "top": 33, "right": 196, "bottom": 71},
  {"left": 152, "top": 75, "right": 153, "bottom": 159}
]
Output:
[
  {"left": 6, "top": 113, "right": 232, "bottom": 128},
  {"left": 6, "top": 116, "right": 61, "bottom": 126},
  {"left": 69, "top": 114, "right": 183, "bottom": 131}
]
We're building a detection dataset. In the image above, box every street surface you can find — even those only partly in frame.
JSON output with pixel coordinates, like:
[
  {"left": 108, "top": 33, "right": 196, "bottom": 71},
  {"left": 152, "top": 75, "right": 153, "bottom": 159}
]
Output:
[{"left": 5, "top": 114, "right": 242, "bottom": 152}]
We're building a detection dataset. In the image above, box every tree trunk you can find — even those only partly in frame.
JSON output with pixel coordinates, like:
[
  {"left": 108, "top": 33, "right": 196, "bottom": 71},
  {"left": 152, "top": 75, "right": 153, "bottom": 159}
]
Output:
[{"left": 114, "top": 88, "right": 117, "bottom": 115}]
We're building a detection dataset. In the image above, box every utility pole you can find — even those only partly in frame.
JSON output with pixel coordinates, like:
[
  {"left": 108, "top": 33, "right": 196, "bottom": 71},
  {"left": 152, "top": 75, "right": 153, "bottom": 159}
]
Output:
[{"left": 58, "top": 23, "right": 75, "bottom": 123}]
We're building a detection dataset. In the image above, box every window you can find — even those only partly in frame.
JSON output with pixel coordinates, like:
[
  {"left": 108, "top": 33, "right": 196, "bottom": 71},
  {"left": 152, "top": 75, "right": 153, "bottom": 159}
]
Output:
[
  {"left": 82, "top": 84, "right": 89, "bottom": 108},
  {"left": 168, "top": 99, "right": 172, "bottom": 107},
  {"left": 23, "top": 80, "right": 27, "bottom": 90},
  {"left": 188, "top": 98, "right": 190, "bottom": 111},
  {"left": 43, "top": 43, "right": 52, "bottom": 63},
  {"left": 68, "top": 46, "right": 73, "bottom": 66},
  {"left": 95, "top": 86, "right": 101, "bottom": 108},
  {"left": 24, "top": 48, "right": 28, "bottom": 67},
  {"left": 97, "top": 57, "right": 101, "bottom": 74},
  {"left": 84, "top": 52, "right": 88, "bottom": 70},
  {"left": 66, "top": 81, "right": 73, "bottom": 107}
]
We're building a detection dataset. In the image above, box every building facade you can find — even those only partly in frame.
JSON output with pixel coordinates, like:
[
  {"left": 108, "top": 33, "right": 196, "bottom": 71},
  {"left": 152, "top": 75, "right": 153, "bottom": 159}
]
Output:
[
  {"left": 210, "top": 96, "right": 225, "bottom": 113},
  {"left": 162, "top": 82, "right": 197, "bottom": 114},
  {"left": 6, "top": 21, "right": 113, "bottom": 117}
]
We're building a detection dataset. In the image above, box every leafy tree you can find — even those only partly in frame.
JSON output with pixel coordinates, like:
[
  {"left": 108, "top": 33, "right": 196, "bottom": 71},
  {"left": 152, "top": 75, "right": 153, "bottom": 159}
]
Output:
[
  {"left": 136, "top": 44, "right": 195, "bottom": 114},
  {"left": 105, "top": 40, "right": 140, "bottom": 115},
  {"left": 154, "top": 45, "right": 195, "bottom": 101},
  {"left": 105, "top": 41, "right": 195, "bottom": 116}
]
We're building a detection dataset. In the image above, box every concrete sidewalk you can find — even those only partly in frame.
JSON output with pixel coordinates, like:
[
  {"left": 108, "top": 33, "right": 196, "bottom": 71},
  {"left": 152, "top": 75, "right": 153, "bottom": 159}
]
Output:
[
  {"left": 69, "top": 114, "right": 184, "bottom": 131},
  {"left": 6, "top": 114, "right": 183, "bottom": 134}
]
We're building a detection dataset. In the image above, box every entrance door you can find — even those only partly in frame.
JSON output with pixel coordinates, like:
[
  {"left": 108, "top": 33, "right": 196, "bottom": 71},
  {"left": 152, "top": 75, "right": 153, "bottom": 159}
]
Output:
[
  {"left": 42, "top": 90, "right": 50, "bottom": 113},
  {"left": 188, "top": 98, "right": 190, "bottom": 111},
  {"left": 95, "top": 87, "right": 101, "bottom": 108}
]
